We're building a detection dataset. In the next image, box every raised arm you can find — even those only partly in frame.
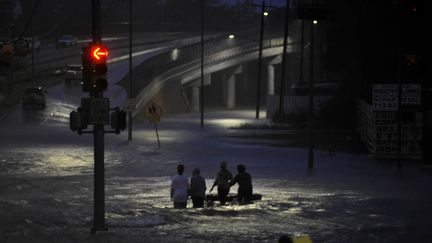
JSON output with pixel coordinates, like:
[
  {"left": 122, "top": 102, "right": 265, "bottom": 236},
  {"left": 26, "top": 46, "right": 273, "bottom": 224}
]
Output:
[{"left": 209, "top": 173, "right": 219, "bottom": 192}]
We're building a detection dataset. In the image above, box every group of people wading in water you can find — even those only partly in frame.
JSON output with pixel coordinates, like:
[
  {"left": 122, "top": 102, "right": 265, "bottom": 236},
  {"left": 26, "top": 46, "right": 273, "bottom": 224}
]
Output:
[{"left": 170, "top": 161, "right": 253, "bottom": 208}]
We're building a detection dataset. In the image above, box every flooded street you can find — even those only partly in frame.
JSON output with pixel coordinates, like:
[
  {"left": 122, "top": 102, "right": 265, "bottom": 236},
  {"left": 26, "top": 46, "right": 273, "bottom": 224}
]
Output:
[{"left": 1, "top": 104, "right": 431, "bottom": 242}]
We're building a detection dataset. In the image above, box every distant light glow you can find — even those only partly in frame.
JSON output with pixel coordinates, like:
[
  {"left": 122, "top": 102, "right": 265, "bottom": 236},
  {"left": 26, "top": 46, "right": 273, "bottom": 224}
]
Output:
[
  {"left": 313, "top": 20, "right": 318, "bottom": 24},
  {"left": 263, "top": 11, "right": 269, "bottom": 16},
  {"left": 228, "top": 34, "right": 235, "bottom": 39},
  {"left": 207, "top": 118, "right": 250, "bottom": 128}
]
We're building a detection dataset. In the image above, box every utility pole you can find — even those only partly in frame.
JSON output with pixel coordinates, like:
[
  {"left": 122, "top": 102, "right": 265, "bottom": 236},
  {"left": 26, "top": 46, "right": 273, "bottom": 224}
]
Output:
[
  {"left": 31, "top": 0, "right": 34, "bottom": 84},
  {"left": 91, "top": 0, "right": 105, "bottom": 232},
  {"left": 308, "top": 2, "right": 317, "bottom": 169},
  {"left": 278, "top": 0, "right": 290, "bottom": 117},
  {"left": 297, "top": 1, "right": 335, "bottom": 169},
  {"left": 397, "top": 56, "right": 402, "bottom": 170},
  {"left": 200, "top": 0, "right": 205, "bottom": 128},
  {"left": 128, "top": 0, "right": 133, "bottom": 140},
  {"left": 299, "top": 19, "right": 305, "bottom": 85},
  {"left": 255, "top": 0, "right": 265, "bottom": 119}
]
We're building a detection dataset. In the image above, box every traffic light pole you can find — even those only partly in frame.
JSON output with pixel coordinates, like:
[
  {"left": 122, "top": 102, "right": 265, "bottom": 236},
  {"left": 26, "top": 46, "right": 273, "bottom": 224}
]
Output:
[{"left": 91, "top": 0, "right": 106, "bottom": 232}]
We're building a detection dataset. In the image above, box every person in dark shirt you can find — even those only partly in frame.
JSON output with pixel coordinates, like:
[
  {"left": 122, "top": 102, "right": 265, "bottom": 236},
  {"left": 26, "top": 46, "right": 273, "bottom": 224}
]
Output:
[
  {"left": 209, "top": 161, "right": 233, "bottom": 206},
  {"left": 230, "top": 164, "right": 253, "bottom": 204},
  {"left": 189, "top": 168, "right": 206, "bottom": 208}
]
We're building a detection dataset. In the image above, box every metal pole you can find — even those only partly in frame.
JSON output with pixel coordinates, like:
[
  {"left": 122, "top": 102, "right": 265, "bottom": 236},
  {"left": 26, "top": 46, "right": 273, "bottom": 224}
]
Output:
[
  {"left": 154, "top": 122, "right": 161, "bottom": 149},
  {"left": 200, "top": 0, "right": 204, "bottom": 128},
  {"left": 299, "top": 19, "right": 304, "bottom": 85},
  {"left": 31, "top": 0, "right": 34, "bottom": 84},
  {"left": 397, "top": 57, "right": 402, "bottom": 170},
  {"left": 308, "top": 18, "right": 315, "bottom": 169},
  {"left": 92, "top": 0, "right": 102, "bottom": 44},
  {"left": 256, "top": 0, "right": 265, "bottom": 119},
  {"left": 93, "top": 118, "right": 105, "bottom": 232},
  {"left": 91, "top": 0, "right": 106, "bottom": 232},
  {"left": 278, "top": 0, "right": 290, "bottom": 117},
  {"left": 128, "top": 0, "right": 133, "bottom": 141}
]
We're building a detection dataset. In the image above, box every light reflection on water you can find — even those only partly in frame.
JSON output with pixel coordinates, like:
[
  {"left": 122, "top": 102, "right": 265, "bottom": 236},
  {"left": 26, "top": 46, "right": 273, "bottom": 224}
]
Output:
[
  {"left": 0, "top": 147, "right": 121, "bottom": 176},
  {"left": 102, "top": 176, "right": 330, "bottom": 239}
]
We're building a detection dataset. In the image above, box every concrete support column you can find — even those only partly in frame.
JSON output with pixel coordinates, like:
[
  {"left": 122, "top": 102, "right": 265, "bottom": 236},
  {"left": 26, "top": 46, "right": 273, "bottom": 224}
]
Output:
[
  {"left": 224, "top": 66, "right": 242, "bottom": 109},
  {"left": 268, "top": 55, "right": 281, "bottom": 96},
  {"left": 227, "top": 74, "right": 236, "bottom": 109},
  {"left": 191, "top": 86, "right": 200, "bottom": 112},
  {"left": 267, "top": 64, "right": 275, "bottom": 95}
]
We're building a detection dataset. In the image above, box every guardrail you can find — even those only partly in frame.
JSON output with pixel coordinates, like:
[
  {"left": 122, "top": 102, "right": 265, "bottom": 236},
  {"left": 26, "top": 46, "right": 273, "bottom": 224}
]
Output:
[{"left": 1, "top": 33, "right": 202, "bottom": 82}]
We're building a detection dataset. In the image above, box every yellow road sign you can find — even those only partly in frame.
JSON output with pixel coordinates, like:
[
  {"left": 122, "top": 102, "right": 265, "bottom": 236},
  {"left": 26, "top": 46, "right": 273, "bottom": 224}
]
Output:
[{"left": 144, "top": 100, "right": 162, "bottom": 123}]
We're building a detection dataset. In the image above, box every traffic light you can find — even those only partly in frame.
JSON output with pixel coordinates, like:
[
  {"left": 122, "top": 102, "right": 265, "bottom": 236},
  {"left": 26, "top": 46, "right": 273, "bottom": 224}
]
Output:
[
  {"left": 90, "top": 45, "right": 108, "bottom": 92},
  {"left": 81, "top": 44, "right": 108, "bottom": 92},
  {"left": 70, "top": 110, "right": 83, "bottom": 134},
  {"left": 110, "top": 107, "right": 127, "bottom": 134},
  {"left": 70, "top": 107, "right": 90, "bottom": 134},
  {"left": 81, "top": 47, "right": 93, "bottom": 92}
]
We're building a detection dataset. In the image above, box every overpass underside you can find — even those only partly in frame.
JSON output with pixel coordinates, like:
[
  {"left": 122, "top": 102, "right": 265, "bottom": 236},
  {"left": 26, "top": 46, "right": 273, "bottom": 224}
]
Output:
[{"left": 118, "top": 39, "right": 304, "bottom": 120}]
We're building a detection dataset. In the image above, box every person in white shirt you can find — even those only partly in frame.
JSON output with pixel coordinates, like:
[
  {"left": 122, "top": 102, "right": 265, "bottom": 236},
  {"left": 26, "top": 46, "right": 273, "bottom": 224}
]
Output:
[{"left": 170, "top": 164, "right": 189, "bottom": 208}]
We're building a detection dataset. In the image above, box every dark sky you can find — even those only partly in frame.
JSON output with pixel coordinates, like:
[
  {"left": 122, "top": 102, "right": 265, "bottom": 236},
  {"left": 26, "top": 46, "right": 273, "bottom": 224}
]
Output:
[{"left": 222, "top": 0, "right": 286, "bottom": 7}]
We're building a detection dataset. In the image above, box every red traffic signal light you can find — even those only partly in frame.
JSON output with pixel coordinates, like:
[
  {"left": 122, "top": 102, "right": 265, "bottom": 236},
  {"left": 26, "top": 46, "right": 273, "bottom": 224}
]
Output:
[
  {"left": 91, "top": 46, "right": 108, "bottom": 61},
  {"left": 81, "top": 44, "right": 109, "bottom": 92},
  {"left": 90, "top": 45, "right": 108, "bottom": 92}
]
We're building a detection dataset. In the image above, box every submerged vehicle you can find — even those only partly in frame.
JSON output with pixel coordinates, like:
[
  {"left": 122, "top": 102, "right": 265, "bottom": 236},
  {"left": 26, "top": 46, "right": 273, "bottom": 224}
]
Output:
[{"left": 22, "top": 87, "right": 46, "bottom": 109}]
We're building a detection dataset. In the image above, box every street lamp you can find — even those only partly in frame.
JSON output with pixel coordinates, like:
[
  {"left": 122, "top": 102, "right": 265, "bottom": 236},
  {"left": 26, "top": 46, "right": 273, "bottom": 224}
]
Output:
[
  {"left": 313, "top": 20, "right": 318, "bottom": 24},
  {"left": 264, "top": 11, "right": 269, "bottom": 16},
  {"left": 228, "top": 34, "right": 235, "bottom": 39}
]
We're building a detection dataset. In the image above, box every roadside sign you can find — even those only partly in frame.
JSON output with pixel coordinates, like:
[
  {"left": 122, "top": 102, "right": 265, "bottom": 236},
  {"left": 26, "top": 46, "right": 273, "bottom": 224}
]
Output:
[
  {"left": 124, "top": 98, "right": 136, "bottom": 112},
  {"left": 144, "top": 100, "right": 162, "bottom": 123},
  {"left": 372, "top": 84, "right": 421, "bottom": 111}
]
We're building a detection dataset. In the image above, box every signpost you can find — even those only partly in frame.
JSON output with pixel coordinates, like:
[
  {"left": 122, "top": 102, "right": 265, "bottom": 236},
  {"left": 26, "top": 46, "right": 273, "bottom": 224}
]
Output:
[{"left": 144, "top": 101, "right": 162, "bottom": 148}]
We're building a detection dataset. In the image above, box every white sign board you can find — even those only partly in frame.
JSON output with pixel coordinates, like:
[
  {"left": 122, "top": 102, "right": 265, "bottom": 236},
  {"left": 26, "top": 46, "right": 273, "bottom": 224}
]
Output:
[
  {"left": 372, "top": 84, "right": 421, "bottom": 111},
  {"left": 124, "top": 98, "right": 136, "bottom": 112}
]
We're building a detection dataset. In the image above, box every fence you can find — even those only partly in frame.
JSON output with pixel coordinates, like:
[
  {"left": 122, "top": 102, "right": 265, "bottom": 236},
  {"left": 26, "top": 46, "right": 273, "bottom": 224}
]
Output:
[{"left": 266, "top": 94, "right": 332, "bottom": 118}]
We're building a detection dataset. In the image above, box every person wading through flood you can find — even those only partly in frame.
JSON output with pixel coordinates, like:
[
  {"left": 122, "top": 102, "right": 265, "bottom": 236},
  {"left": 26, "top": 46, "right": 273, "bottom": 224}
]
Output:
[
  {"left": 209, "top": 161, "right": 232, "bottom": 206},
  {"left": 230, "top": 164, "right": 253, "bottom": 204},
  {"left": 189, "top": 168, "right": 206, "bottom": 208},
  {"left": 170, "top": 164, "right": 189, "bottom": 209}
]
